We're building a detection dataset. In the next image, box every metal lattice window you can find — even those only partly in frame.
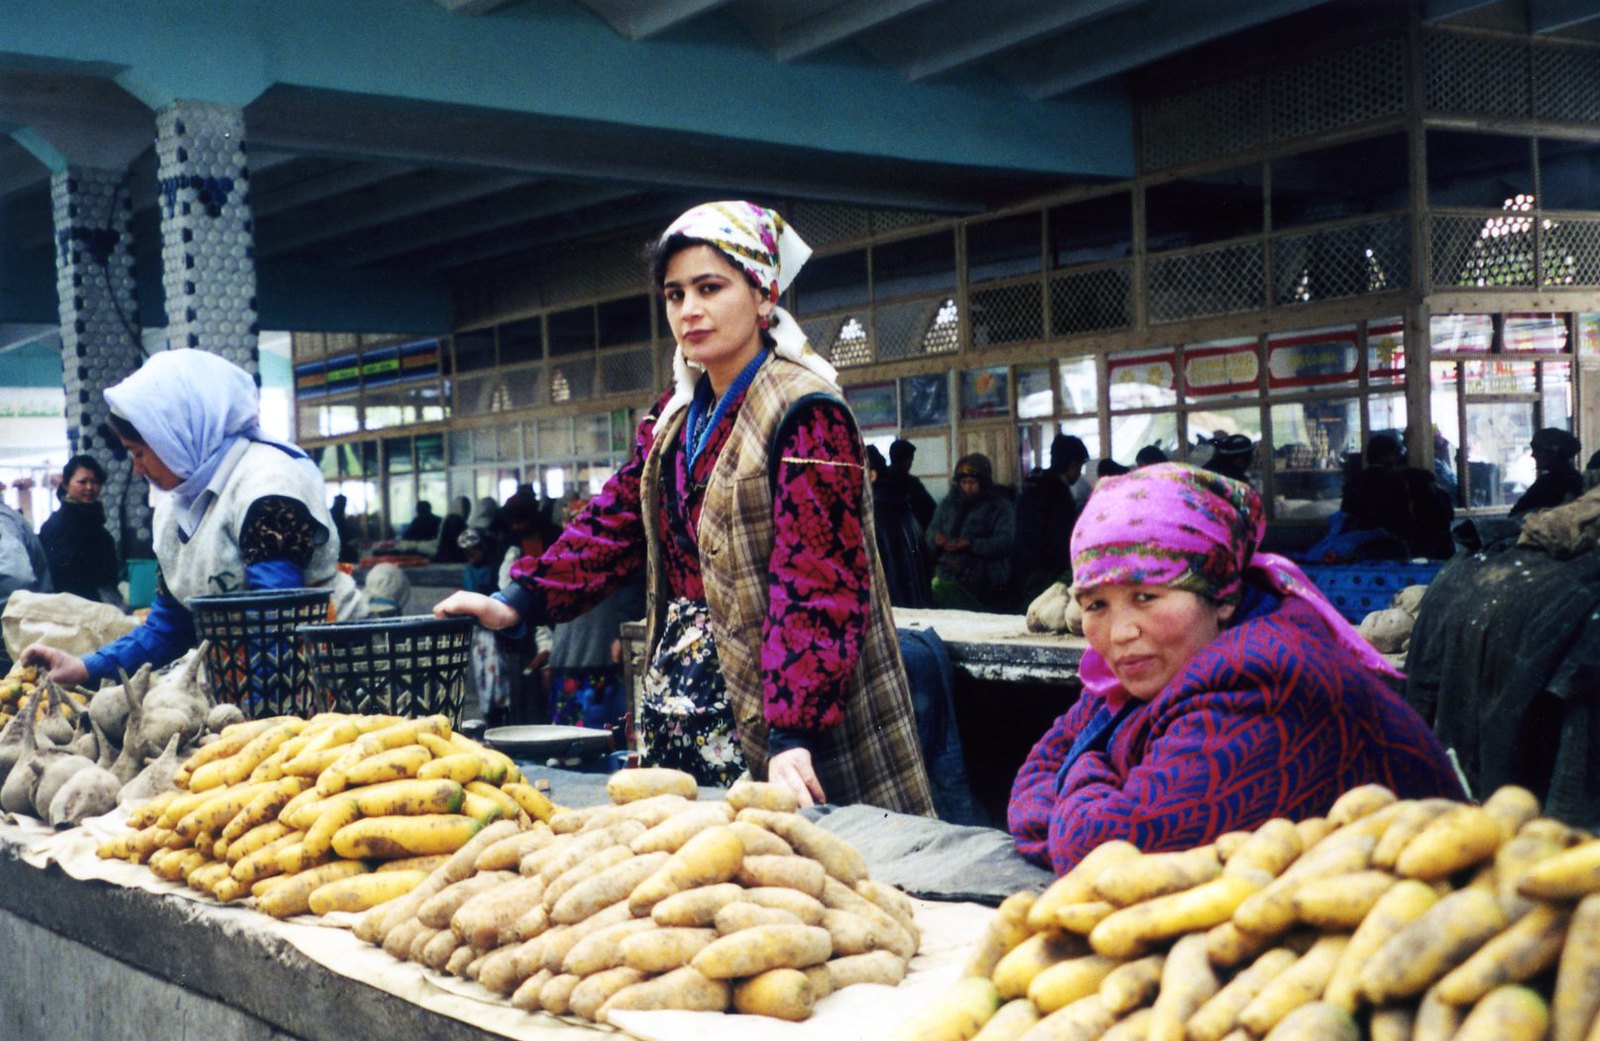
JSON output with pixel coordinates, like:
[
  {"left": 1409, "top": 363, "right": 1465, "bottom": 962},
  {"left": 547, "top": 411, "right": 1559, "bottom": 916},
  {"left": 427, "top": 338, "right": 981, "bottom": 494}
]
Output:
[
  {"left": 875, "top": 297, "right": 949, "bottom": 360},
  {"left": 800, "top": 316, "right": 845, "bottom": 362},
  {"left": 1270, "top": 37, "right": 1406, "bottom": 143},
  {"left": 1049, "top": 264, "right": 1132, "bottom": 335},
  {"left": 789, "top": 204, "right": 871, "bottom": 249},
  {"left": 1533, "top": 43, "right": 1600, "bottom": 125},
  {"left": 549, "top": 358, "right": 596, "bottom": 402},
  {"left": 871, "top": 209, "right": 943, "bottom": 235},
  {"left": 505, "top": 365, "right": 546, "bottom": 409},
  {"left": 831, "top": 316, "right": 873, "bottom": 368},
  {"left": 1272, "top": 218, "right": 1408, "bottom": 305},
  {"left": 1425, "top": 31, "right": 1529, "bottom": 118},
  {"left": 1141, "top": 76, "right": 1263, "bottom": 172},
  {"left": 600, "top": 347, "right": 654, "bottom": 394},
  {"left": 1540, "top": 217, "right": 1600, "bottom": 287},
  {"left": 970, "top": 281, "right": 1044, "bottom": 347},
  {"left": 1148, "top": 241, "right": 1266, "bottom": 322},
  {"left": 1431, "top": 212, "right": 1538, "bottom": 288}
]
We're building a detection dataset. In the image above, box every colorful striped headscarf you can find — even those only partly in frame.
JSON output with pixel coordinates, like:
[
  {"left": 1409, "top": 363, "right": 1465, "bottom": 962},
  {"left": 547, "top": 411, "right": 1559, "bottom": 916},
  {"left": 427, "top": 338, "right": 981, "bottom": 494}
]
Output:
[
  {"left": 655, "top": 201, "right": 836, "bottom": 427},
  {"left": 1071, "top": 463, "right": 1401, "bottom": 692}
]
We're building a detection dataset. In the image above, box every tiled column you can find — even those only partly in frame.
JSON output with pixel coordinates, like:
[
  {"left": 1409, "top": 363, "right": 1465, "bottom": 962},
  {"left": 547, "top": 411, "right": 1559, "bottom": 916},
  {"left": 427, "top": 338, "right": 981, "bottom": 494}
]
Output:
[
  {"left": 50, "top": 166, "right": 152, "bottom": 557},
  {"left": 155, "top": 100, "right": 259, "bottom": 376}
]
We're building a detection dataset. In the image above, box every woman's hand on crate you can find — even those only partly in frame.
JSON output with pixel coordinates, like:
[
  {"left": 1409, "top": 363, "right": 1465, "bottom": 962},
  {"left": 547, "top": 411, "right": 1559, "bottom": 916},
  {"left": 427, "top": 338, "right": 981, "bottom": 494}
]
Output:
[{"left": 432, "top": 591, "right": 521, "bottom": 631}]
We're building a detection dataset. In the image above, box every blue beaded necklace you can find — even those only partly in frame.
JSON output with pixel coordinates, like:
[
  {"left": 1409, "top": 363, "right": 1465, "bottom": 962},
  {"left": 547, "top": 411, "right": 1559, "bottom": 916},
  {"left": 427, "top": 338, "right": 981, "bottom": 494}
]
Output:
[{"left": 684, "top": 350, "right": 768, "bottom": 471}]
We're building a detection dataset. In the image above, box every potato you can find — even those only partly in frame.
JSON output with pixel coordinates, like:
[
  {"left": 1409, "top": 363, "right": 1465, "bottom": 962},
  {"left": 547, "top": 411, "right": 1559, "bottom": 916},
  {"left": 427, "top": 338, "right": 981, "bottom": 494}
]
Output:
[
  {"left": 969, "top": 998, "right": 1040, "bottom": 1041},
  {"left": 382, "top": 917, "right": 427, "bottom": 961},
  {"left": 726, "top": 778, "right": 799, "bottom": 814},
  {"left": 537, "top": 972, "right": 581, "bottom": 1015},
  {"left": 1435, "top": 901, "right": 1571, "bottom": 1004},
  {"left": 1518, "top": 837, "right": 1600, "bottom": 900},
  {"left": 598, "top": 966, "right": 730, "bottom": 1023},
  {"left": 1027, "top": 954, "right": 1120, "bottom": 1015},
  {"left": 1148, "top": 932, "right": 1218, "bottom": 1041},
  {"left": 1453, "top": 984, "right": 1550, "bottom": 1041},
  {"left": 819, "top": 877, "right": 917, "bottom": 959},
  {"left": 607, "top": 767, "right": 699, "bottom": 804},
  {"left": 420, "top": 928, "right": 462, "bottom": 972},
  {"left": 1322, "top": 878, "right": 1438, "bottom": 1011},
  {"left": 736, "top": 853, "right": 827, "bottom": 896},
  {"left": 510, "top": 967, "right": 552, "bottom": 1011},
  {"left": 257, "top": 859, "right": 369, "bottom": 918},
  {"left": 1099, "top": 952, "right": 1164, "bottom": 1014},
  {"left": 620, "top": 926, "right": 718, "bottom": 973},
  {"left": 727, "top": 820, "right": 795, "bottom": 857},
  {"left": 1101, "top": 1008, "right": 1154, "bottom": 1041},
  {"left": 406, "top": 925, "right": 443, "bottom": 963},
  {"left": 1205, "top": 920, "right": 1275, "bottom": 969},
  {"left": 1222, "top": 819, "right": 1303, "bottom": 880},
  {"left": 1187, "top": 947, "right": 1298, "bottom": 1041},
  {"left": 1371, "top": 798, "right": 1456, "bottom": 868},
  {"left": 1551, "top": 892, "right": 1600, "bottom": 1041},
  {"left": 532, "top": 828, "right": 620, "bottom": 884},
  {"left": 728, "top": 967, "right": 814, "bottom": 1021},
  {"left": 1367, "top": 1006, "right": 1415, "bottom": 1041},
  {"left": 471, "top": 942, "right": 527, "bottom": 994},
  {"left": 743, "top": 886, "right": 826, "bottom": 925},
  {"left": 1493, "top": 830, "right": 1570, "bottom": 920},
  {"left": 452, "top": 875, "right": 546, "bottom": 948},
  {"left": 963, "top": 890, "right": 1037, "bottom": 979},
  {"left": 652, "top": 882, "right": 747, "bottom": 927},
  {"left": 1237, "top": 936, "right": 1347, "bottom": 1036},
  {"left": 377, "top": 854, "right": 449, "bottom": 874},
  {"left": 826, "top": 950, "right": 906, "bottom": 991},
  {"left": 1289, "top": 869, "right": 1397, "bottom": 930},
  {"left": 690, "top": 923, "right": 832, "bottom": 979},
  {"left": 564, "top": 918, "right": 659, "bottom": 977},
  {"left": 1295, "top": 817, "right": 1334, "bottom": 848},
  {"left": 1358, "top": 887, "right": 1506, "bottom": 1004},
  {"left": 1258, "top": 1001, "right": 1358, "bottom": 1041},
  {"left": 1482, "top": 785, "right": 1542, "bottom": 839},
  {"left": 718, "top": 901, "right": 803, "bottom": 933},
  {"left": 1326, "top": 783, "right": 1397, "bottom": 827},
  {"left": 1027, "top": 840, "right": 1143, "bottom": 931},
  {"left": 857, "top": 878, "right": 917, "bottom": 933},
  {"left": 823, "top": 907, "right": 898, "bottom": 956},
  {"left": 1091, "top": 873, "right": 1265, "bottom": 959},
  {"left": 539, "top": 899, "right": 633, "bottom": 972},
  {"left": 308, "top": 868, "right": 428, "bottom": 915},
  {"left": 992, "top": 930, "right": 1090, "bottom": 1000},
  {"left": 474, "top": 826, "right": 554, "bottom": 872},
  {"left": 417, "top": 870, "right": 518, "bottom": 929},
  {"left": 887, "top": 975, "right": 1000, "bottom": 1041},
  {"left": 735, "top": 807, "right": 867, "bottom": 885},
  {"left": 1094, "top": 845, "right": 1222, "bottom": 907},
  {"left": 630, "top": 803, "right": 735, "bottom": 854},
  {"left": 571, "top": 966, "right": 646, "bottom": 1022},
  {"left": 1233, "top": 835, "right": 1376, "bottom": 937},
  {"left": 552, "top": 850, "right": 667, "bottom": 924},
  {"left": 1027, "top": 993, "right": 1118, "bottom": 1041},
  {"left": 1396, "top": 804, "right": 1504, "bottom": 880},
  {"left": 628, "top": 825, "right": 745, "bottom": 914},
  {"left": 331, "top": 813, "right": 482, "bottom": 860}
]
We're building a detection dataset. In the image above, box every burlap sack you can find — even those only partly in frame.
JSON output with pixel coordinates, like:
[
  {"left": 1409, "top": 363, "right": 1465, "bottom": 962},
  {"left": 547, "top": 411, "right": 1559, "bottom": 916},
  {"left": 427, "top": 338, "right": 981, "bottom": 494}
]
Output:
[{"left": 2, "top": 590, "right": 139, "bottom": 660}]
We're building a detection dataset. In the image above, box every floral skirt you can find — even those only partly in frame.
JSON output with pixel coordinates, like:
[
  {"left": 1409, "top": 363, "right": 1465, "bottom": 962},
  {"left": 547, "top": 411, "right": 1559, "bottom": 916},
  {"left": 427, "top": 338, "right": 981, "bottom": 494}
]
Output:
[
  {"left": 637, "top": 597, "right": 745, "bottom": 788},
  {"left": 548, "top": 665, "right": 628, "bottom": 747}
]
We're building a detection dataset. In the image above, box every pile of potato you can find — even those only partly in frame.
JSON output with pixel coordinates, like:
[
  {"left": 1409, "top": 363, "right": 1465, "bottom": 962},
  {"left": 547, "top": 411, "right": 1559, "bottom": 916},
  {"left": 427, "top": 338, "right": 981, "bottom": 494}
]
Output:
[
  {"left": 900, "top": 783, "right": 1600, "bottom": 1041},
  {"left": 0, "top": 665, "right": 84, "bottom": 735},
  {"left": 355, "top": 767, "right": 920, "bottom": 1025},
  {"left": 96, "top": 712, "right": 556, "bottom": 918}
]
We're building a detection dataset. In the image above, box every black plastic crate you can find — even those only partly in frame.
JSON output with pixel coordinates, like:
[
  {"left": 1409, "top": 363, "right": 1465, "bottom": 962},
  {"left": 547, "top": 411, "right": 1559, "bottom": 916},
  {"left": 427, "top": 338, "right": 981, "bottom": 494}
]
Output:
[
  {"left": 189, "top": 588, "right": 332, "bottom": 718},
  {"left": 297, "top": 614, "right": 475, "bottom": 725}
]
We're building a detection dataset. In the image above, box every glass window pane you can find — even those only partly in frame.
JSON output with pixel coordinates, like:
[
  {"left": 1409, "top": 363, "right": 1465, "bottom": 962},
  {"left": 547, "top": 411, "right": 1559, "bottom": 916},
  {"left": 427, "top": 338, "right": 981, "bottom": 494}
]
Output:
[
  {"left": 1466, "top": 400, "right": 1536, "bottom": 507},
  {"left": 1049, "top": 193, "right": 1133, "bottom": 267},
  {"left": 325, "top": 402, "right": 360, "bottom": 437},
  {"left": 453, "top": 330, "right": 495, "bottom": 373},
  {"left": 1266, "top": 326, "right": 1358, "bottom": 395},
  {"left": 795, "top": 249, "right": 868, "bottom": 314},
  {"left": 1109, "top": 413, "right": 1179, "bottom": 467},
  {"left": 1579, "top": 314, "right": 1600, "bottom": 356},
  {"left": 417, "top": 474, "right": 448, "bottom": 529},
  {"left": 1058, "top": 356, "right": 1098, "bottom": 415},
  {"left": 1058, "top": 416, "right": 1100, "bottom": 462},
  {"left": 1016, "top": 365, "right": 1053, "bottom": 419},
  {"left": 1269, "top": 399, "right": 1357, "bottom": 512},
  {"left": 1107, "top": 348, "right": 1177, "bottom": 410},
  {"left": 1147, "top": 164, "right": 1263, "bottom": 249},
  {"left": 1430, "top": 313, "right": 1493, "bottom": 353},
  {"left": 899, "top": 374, "right": 949, "bottom": 429},
  {"left": 383, "top": 436, "right": 414, "bottom": 475},
  {"left": 1272, "top": 133, "right": 1409, "bottom": 229},
  {"left": 537, "top": 417, "right": 574, "bottom": 460},
  {"left": 500, "top": 318, "right": 542, "bottom": 365},
  {"left": 576, "top": 413, "right": 611, "bottom": 456},
  {"left": 1367, "top": 318, "right": 1406, "bottom": 387},
  {"left": 1540, "top": 138, "right": 1600, "bottom": 211},
  {"left": 1183, "top": 337, "right": 1260, "bottom": 404},
  {"left": 959, "top": 366, "right": 1010, "bottom": 419},
  {"left": 415, "top": 433, "right": 445, "bottom": 472},
  {"left": 968, "top": 214, "right": 1041, "bottom": 284},
  {"left": 1542, "top": 360, "right": 1572, "bottom": 430},
  {"left": 598, "top": 296, "right": 652, "bottom": 348},
  {"left": 547, "top": 306, "right": 594, "bottom": 357},
  {"left": 873, "top": 231, "right": 955, "bottom": 301},
  {"left": 1427, "top": 131, "right": 1533, "bottom": 208},
  {"left": 1189, "top": 403, "right": 1263, "bottom": 468},
  {"left": 1504, "top": 313, "right": 1568, "bottom": 353},
  {"left": 1463, "top": 358, "right": 1538, "bottom": 396}
]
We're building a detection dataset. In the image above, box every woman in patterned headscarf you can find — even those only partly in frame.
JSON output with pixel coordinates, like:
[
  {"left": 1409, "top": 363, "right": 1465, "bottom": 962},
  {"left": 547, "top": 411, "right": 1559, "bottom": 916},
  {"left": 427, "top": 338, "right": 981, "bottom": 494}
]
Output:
[
  {"left": 1008, "top": 463, "right": 1462, "bottom": 874},
  {"left": 436, "top": 202, "right": 932, "bottom": 815}
]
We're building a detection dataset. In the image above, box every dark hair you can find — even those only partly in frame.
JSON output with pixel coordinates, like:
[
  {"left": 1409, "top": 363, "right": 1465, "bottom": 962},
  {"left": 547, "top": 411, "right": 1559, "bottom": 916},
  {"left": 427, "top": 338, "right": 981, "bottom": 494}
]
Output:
[
  {"left": 889, "top": 439, "right": 916, "bottom": 466},
  {"left": 107, "top": 411, "right": 145, "bottom": 445},
  {"left": 1051, "top": 435, "right": 1090, "bottom": 467},
  {"left": 60, "top": 454, "right": 107, "bottom": 499},
  {"left": 1366, "top": 433, "right": 1404, "bottom": 464},
  {"left": 647, "top": 231, "right": 778, "bottom": 350}
]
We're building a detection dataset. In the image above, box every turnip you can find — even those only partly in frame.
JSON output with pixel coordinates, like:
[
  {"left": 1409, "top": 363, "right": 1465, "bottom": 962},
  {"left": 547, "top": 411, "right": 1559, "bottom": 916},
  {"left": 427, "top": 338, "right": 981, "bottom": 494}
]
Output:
[
  {"left": 87, "top": 678, "right": 129, "bottom": 748},
  {"left": 48, "top": 725, "right": 119, "bottom": 827},
  {"left": 33, "top": 752, "right": 95, "bottom": 819},
  {"left": 117, "top": 733, "right": 183, "bottom": 806},
  {"left": 109, "top": 665, "right": 151, "bottom": 785},
  {"left": 133, "top": 646, "right": 209, "bottom": 761}
]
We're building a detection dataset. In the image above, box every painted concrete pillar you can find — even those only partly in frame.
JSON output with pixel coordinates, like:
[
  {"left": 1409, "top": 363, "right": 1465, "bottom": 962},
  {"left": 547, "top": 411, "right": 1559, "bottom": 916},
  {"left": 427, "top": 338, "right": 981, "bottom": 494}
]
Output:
[
  {"left": 155, "top": 100, "right": 259, "bottom": 376},
  {"left": 50, "top": 166, "right": 152, "bottom": 558}
]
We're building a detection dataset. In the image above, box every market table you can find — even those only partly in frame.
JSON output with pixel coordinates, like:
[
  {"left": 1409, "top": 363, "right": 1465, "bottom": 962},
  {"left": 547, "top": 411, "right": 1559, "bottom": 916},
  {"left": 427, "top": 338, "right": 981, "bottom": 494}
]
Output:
[{"left": 0, "top": 765, "right": 1051, "bottom": 1041}]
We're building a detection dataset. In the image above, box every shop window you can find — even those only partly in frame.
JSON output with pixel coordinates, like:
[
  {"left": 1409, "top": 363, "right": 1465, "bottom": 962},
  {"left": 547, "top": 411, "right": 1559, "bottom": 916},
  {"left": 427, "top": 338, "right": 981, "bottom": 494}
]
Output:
[
  {"left": 415, "top": 433, "right": 445, "bottom": 472},
  {"left": 547, "top": 306, "right": 594, "bottom": 357},
  {"left": 1539, "top": 138, "right": 1600, "bottom": 212},
  {"left": 844, "top": 382, "right": 898, "bottom": 430},
  {"left": 1049, "top": 193, "right": 1133, "bottom": 268},
  {"left": 1057, "top": 356, "right": 1098, "bottom": 416},
  {"left": 1366, "top": 319, "right": 1406, "bottom": 387},
  {"left": 1058, "top": 417, "right": 1100, "bottom": 462},
  {"left": 794, "top": 249, "right": 868, "bottom": 314},
  {"left": 1431, "top": 314, "right": 1493, "bottom": 353},
  {"left": 1466, "top": 401, "right": 1536, "bottom": 507},
  {"left": 1146, "top": 164, "right": 1263, "bottom": 250},
  {"left": 1110, "top": 413, "right": 1179, "bottom": 467},
  {"left": 598, "top": 296, "right": 652, "bottom": 348},
  {"left": 968, "top": 214, "right": 1041, "bottom": 284},
  {"left": 873, "top": 231, "right": 955, "bottom": 301},
  {"left": 384, "top": 436, "right": 414, "bottom": 475},
  {"left": 1505, "top": 313, "right": 1568, "bottom": 352},
  {"left": 1107, "top": 347, "right": 1177, "bottom": 410},
  {"left": 499, "top": 318, "right": 541, "bottom": 366},
  {"left": 1016, "top": 365, "right": 1053, "bottom": 419},
  {"left": 1192, "top": 403, "right": 1263, "bottom": 468},
  {"left": 1272, "top": 133, "right": 1409, "bottom": 229},
  {"left": 1269, "top": 398, "right": 1357, "bottom": 515},
  {"left": 1427, "top": 131, "right": 1533, "bottom": 209},
  {"left": 453, "top": 329, "right": 495, "bottom": 373}
]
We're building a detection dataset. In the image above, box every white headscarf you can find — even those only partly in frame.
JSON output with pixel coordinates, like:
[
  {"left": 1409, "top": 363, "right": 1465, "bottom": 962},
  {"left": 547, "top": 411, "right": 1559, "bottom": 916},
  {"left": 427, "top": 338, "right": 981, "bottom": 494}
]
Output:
[
  {"left": 105, "top": 349, "right": 319, "bottom": 538},
  {"left": 655, "top": 201, "right": 837, "bottom": 428}
]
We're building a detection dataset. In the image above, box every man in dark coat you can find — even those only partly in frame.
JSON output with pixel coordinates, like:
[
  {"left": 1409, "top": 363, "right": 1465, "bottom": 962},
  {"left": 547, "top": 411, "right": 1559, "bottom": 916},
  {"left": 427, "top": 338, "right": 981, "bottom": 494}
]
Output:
[
  {"left": 1511, "top": 428, "right": 1584, "bottom": 518},
  {"left": 880, "top": 439, "right": 937, "bottom": 532},
  {"left": 1011, "top": 434, "right": 1089, "bottom": 608}
]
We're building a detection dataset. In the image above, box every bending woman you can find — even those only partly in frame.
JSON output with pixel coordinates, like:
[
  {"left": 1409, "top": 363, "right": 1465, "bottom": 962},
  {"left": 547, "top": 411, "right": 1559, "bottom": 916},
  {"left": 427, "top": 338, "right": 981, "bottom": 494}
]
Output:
[
  {"left": 1009, "top": 463, "right": 1463, "bottom": 874},
  {"left": 436, "top": 201, "right": 932, "bottom": 814},
  {"left": 24, "top": 349, "right": 364, "bottom": 687}
]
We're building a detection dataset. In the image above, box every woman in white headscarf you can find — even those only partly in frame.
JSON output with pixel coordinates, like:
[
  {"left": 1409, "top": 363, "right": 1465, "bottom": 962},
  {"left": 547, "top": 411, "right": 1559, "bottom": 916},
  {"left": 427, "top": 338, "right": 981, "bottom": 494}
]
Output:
[
  {"left": 24, "top": 349, "right": 363, "bottom": 688},
  {"left": 436, "top": 201, "right": 932, "bottom": 815}
]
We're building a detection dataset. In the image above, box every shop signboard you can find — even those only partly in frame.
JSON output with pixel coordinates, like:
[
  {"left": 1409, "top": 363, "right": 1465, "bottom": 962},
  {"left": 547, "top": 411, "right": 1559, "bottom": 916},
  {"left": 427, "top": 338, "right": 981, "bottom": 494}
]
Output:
[
  {"left": 1266, "top": 326, "right": 1358, "bottom": 391},
  {"left": 1183, "top": 337, "right": 1259, "bottom": 400},
  {"left": 1107, "top": 348, "right": 1176, "bottom": 410}
]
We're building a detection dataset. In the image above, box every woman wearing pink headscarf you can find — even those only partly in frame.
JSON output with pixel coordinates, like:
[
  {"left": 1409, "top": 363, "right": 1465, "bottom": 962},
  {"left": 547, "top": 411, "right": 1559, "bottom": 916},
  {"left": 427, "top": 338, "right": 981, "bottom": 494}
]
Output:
[
  {"left": 1008, "top": 463, "right": 1463, "bottom": 874},
  {"left": 436, "top": 201, "right": 932, "bottom": 816}
]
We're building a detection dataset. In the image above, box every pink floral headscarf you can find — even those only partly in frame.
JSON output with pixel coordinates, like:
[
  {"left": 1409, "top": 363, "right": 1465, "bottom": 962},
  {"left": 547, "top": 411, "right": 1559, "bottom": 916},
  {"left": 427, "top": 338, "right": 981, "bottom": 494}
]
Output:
[{"left": 1071, "top": 463, "right": 1402, "bottom": 695}]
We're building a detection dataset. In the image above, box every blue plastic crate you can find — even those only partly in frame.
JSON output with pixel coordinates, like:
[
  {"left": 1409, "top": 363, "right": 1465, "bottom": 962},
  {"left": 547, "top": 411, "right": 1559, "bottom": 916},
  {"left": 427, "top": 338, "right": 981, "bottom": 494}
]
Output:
[{"left": 1298, "top": 562, "right": 1444, "bottom": 624}]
